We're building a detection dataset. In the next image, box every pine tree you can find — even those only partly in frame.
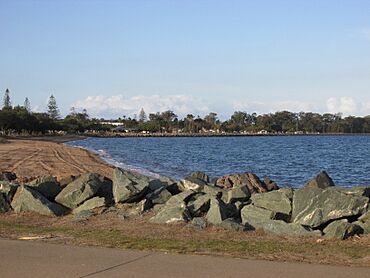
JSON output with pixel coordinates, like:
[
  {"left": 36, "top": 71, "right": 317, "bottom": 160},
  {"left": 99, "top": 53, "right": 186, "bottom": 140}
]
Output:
[
  {"left": 24, "top": 97, "right": 31, "bottom": 112},
  {"left": 3, "top": 89, "right": 11, "bottom": 109},
  {"left": 139, "top": 108, "right": 147, "bottom": 122},
  {"left": 47, "top": 94, "right": 60, "bottom": 119}
]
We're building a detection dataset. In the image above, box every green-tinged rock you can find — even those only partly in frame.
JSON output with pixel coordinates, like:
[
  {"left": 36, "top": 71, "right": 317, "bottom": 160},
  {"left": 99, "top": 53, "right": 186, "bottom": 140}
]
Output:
[
  {"left": 96, "top": 179, "right": 113, "bottom": 205},
  {"left": 0, "top": 193, "right": 10, "bottom": 213},
  {"left": 150, "top": 204, "right": 191, "bottom": 224},
  {"left": 303, "top": 171, "right": 335, "bottom": 189},
  {"left": 179, "top": 176, "right": 207, "bottom": 191},
  {"left": 255, "top": 220, "right": 321, "bottom": 237},
  {"left": 190, "top": 217, "right": 207, "bottom": 229},
  {"left": 74, "top": 210, "right": 94, "bottom": 222},
  {"left": 147, "top": 188, "right": 172, "bottom": 205},
  {"left": 292, "top": 187, "right": 369, "bottom": 228},
  {"left": 0, "top": 181, "right": 18, "bottom": 203},
  {"left": 354, "top": 220, "right": 370, "bottom": 234},
  {"left": 166, "top": 190, "right": 196, "bottom": 206},
  {"left": 28, "top": 176, "right": 61, "bottom": 200},
  {"left": 240, "top": 204, "right": 275, "bottom": 226},
  {"left": 190, "top": 171, "right": 210, "bottom": 183},
  {"left": 323, "top": 219, "right": 362, "bottom": 240},
  {"left": 218, "top": 218, "right": 246, "bottom": 231},
  {"left": 188, "top": 194, "right": 211, "bottom": 217},
  {"left": 112, "top": 168, "right": 149, "bottom": 204},
  {"left": 202, "top": 185, "right": 224, "bottom": 197},
  {"left": 55, "top": 173, "right": 103, "bottom": 209},
  {"left": 335, "top": 187, "right": 370, "bottom": 198},
  {"left": 116, "top": 199, "right": 152, "bottom": 218},
  {"left": 206, "top": 198, "right": 228, "bottom": 225},
  {"left": 72, "top": 197, "right": 106, "bottom": 215},
  {"left": 11, "top": 186, "right": 67, "bottom": 216},
  {"left": 226, "top": 185, "right": 250, "bottom": 203},
  {"left": 250, "top": 190, "right": 292, "bottom": 216}
]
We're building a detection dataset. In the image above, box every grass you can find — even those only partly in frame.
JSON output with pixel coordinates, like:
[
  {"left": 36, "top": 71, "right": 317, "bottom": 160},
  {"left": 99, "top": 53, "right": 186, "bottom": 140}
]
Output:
[
  {"left": 0, "top": 137, "right": 8, "bottom": 144},
  {"left": 0, "top": 219, "right": 369, "bottom": 267}
]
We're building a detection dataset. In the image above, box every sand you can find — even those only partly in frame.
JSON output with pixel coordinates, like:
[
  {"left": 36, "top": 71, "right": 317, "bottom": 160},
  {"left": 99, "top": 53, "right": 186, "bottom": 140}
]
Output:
[{"left": 0, "top": 138, "right": 113, "bottom": 181}]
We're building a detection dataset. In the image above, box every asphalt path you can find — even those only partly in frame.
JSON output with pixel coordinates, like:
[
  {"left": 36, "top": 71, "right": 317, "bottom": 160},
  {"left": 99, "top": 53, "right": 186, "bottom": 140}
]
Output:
[{"left": 0, "top": 239, "right": 368, "bottom": 278}]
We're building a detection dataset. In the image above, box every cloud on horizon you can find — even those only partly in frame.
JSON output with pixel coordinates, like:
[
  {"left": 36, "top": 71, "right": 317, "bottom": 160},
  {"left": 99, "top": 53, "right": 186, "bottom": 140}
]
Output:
[{"left": 326, "top": 97, "right": 369, "bottom": 116}]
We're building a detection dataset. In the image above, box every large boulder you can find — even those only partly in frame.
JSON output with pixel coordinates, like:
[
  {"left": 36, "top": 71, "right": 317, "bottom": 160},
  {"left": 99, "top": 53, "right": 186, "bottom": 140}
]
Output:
[
  {"left": 188, "top": 194, "right": 211, "bottom": 217},
  {"left": 250, "top": 189, "right": 292, "bottom": 217},
  {"left": 150, "top": 204, "right": 191, "bottom": 224},
  {"left": 202, "top": 185, "right": 224, "bottom": 197},
  {"left": 179, "top": 176, "right": 207, "bottom": 191},
  {"left": 256, "top": 220, "right": 321, "bottom": 237},
  {"left": 27, "top": 176, "right": 61, "bottom": 200},
  {"left": 292, "top": 187, "right": 368, "bottom": 228},
  {"left": 112, "top": 168, "right": 149, "bottom": 203},
  {"left": 303, "top": 171, "right": 335, "bottom": 189},
  {"left": 206, "top": 198, "right": 228, "bottom": 225},
  {"left": 0, "top": 172, "right": 17, "bottom": 182},
  {"left": 218, "top": 218, "right": 246, "bottom": 231},
  {"left": 55, "top": 173, "right": 103, "bottom": 209},
  {"left": 146, "top": 188, "right": 172, "bottom": 205},
  {"left": 11, "top": 186, "right": 67, "bottom": 216},
  {"left": 0, "top": 181, "right": 18, "bottom": 203},
  {"left": 215, "top": 173, "right": 268, "bottom": 194},
  {"left": 0, "top": 194, "right": 10, "bottom": 213},
  {"left": 323, "top": 219, "right": 362, "bottom": 240},
  {"left": 190, "top": 171, "right": 210, "bottom": 183},
  {"left": 225, "top": 185, "right": 250, "bottom": 203},
  {"left": 72, "top": 197, "right": 106, "bottom": 215},
  {"left": 166, "top": 190, "right": 196, "bottom": 206},
  {"left": 241, "top": 205, "right": 275, "bottom": 226}
]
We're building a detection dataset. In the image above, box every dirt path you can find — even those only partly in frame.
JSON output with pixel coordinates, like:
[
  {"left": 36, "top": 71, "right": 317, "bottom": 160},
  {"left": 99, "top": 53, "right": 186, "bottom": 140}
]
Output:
[
  {"left": 0, "top": 139, "right": 113, "bottom": 180},
  {"left": 0, "top": 239, "right": 368, "bottom": 278}
]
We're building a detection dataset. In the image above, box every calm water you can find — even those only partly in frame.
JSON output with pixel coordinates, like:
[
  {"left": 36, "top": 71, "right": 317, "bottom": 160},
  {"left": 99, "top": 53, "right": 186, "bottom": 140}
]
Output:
[{"left": 67, "top": 136, "right": 370, "bottom": 187}]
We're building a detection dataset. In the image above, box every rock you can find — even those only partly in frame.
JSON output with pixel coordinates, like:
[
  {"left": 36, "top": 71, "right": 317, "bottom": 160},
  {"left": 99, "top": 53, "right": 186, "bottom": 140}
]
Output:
[
  {"left": 166, "top": 190, "right": 196, "bottom": 206},
  {"left": 0, "top": 193, "right": 10, "bottom": 213},
  {"left": 263, "top": 177, "right": 279, "bottom": 191},
  {"left": 335, "top": 187, "right": 370, "bottom": 198},
  {"left": 150, "top": 204, "right": 191, "bottom": 224},
  {"left": 190, "top": 217, "right": 207, "bottom": 229},
  {"left": 218, "top": 218, "right": 246, "bottom": 231},
  {"left": 179, "top": 176, "right": 207, "bottom": 191},
  {"left": 55, "top": 173, "right": 103, "bottom": 209},
  {"left": 354, "top": 220, "right": 370, "bottom": 234},
  {"left": 256, "top": 220, "right": 321, "bottom": 237},
  {"left": 202, "top": 185, "right": 224, "bottom": 197},
  {"left": 72, "top": 197, "right": 106, "bottom": 214},
  {"left": 225, "top": 185, "right": 250, "bottom": 203},
  {"left": 188, "top": 194, "right": 211, "bottom": 217},
  {"left": 0, "top": 172, "right": 17, "bottom": 182},
  {"left": 112, "top": 168, "right": 149, "bottom": 204},
  {"left": 11, "top": 186, "right": 67, "bottom": 216},
  {"left": 147, "top": 188, "right": 172, "bottom": 205},
  {"left": 250, "top": 190, "right": 292, "bottom": 217},
  {"left": 0, "top": 181, "right": 18, "bottom": 203},
  {"left": 292, "top": 187, "right": 369, "bottom": 228},
  {"left": 59, "top": 175, "right": 77, "bottom": 188},
  {"left": 190, "top": 171, "right": 210, "bottom": 183},
  {"left": 27, "top": 176, "right": 61, "bottom": 200},
  {"left": 116, "top": 199, "right": 152, "bottom": 218},
  {"left": 165, "top": 182, "right": 182, "bottom": 195},
  {"left": 241, "top": 205, "right": 275, "bottom": 226},
  {"left": 206, "top": 198, "right": 228, "bottom": 225},
  {"left": 215, "top": 173, "right": 268, "bottom": 194},
  {"left": 303, "top": 171, "right": 335, "bottom": 189},
  {"left": 74, "top": 210, "right": 95, "bottom": 222},
  {"left": 323, "top": 219, "right": 362, "bottom": 240},
  {"left": 96, "top": 178, "right": 114, "bottom": 205}
]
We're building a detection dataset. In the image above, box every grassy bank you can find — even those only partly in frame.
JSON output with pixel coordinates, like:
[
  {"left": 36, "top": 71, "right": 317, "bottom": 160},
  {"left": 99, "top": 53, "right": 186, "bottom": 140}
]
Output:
[{"left": 0, "top": 217, "right": 369, "bottom": 267}]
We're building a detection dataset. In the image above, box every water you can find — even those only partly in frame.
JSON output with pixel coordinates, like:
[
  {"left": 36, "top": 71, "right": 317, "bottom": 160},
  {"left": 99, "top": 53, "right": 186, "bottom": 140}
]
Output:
[{"left": 67, "top": 135, "right": 370, "bottom": 187}]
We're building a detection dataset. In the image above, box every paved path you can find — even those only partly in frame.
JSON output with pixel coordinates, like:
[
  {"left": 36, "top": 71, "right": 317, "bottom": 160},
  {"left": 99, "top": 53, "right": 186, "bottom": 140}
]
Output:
[{"left": 0, "top": 239, "right": 368, "bottom": 278}]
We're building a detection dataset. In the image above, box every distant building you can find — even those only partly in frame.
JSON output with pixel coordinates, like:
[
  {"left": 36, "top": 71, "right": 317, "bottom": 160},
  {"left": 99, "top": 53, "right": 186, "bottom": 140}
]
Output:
[
  {"left": 101, "top": 121, "right": 123, "bottom": 126},
  {"left": 112, "top": 126, "right": 138, "bottom": 132}
]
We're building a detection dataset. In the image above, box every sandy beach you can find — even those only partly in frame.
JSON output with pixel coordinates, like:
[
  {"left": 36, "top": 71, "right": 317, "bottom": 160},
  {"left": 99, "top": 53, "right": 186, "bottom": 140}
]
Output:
[{"left": 0, "top": 138, "right": 113, "bottom": 181}]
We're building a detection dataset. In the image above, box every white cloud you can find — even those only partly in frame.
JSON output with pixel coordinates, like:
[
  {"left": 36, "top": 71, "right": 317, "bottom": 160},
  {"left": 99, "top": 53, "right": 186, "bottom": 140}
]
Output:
[
  {"left": 231, "top": 100, "right": 316, "bottom": 114},
  {"left": 72, "top": 94, "right": 210, "bottom": 118},
  {"left": 326, "top": 97, "right": 357, "bottom": 115}
]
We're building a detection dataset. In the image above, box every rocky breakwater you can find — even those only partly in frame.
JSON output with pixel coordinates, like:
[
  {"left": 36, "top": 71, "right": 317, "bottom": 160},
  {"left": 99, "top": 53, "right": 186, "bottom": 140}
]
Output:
[{"left": 1, "top": 169, "right": 369, "bottom": 240}]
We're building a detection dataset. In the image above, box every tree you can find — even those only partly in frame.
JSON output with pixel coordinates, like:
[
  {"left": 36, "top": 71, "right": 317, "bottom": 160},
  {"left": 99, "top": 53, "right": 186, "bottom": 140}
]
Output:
[
  {"left": 24, "top": 97, "right": 31, "bottom": 112},
  {"left": 47, "top": 94, "right": 60, "bottom": 119},
  {"left": 138, "top": 108, "right": 147, "bottom": 122},
  {"left": 3, "top": 89, "right": 11, "bottom": 109}
]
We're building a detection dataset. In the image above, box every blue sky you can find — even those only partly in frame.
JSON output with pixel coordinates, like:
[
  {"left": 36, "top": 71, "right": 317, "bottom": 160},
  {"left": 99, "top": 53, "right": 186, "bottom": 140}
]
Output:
[{"left": 0, "top": 0, "right": 369, "bottom": 119}]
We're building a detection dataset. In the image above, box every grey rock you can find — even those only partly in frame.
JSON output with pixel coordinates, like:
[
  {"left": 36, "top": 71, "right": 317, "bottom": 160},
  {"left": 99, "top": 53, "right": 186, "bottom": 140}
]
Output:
[
  {"left": 179, "top": 176, "right": 207, "bottom": 191},
  {"left": 250, "top": 190, "right": 292, "bottom": 216},
  {"left": 226, "top": 185, "right": 251, "bottom": 203},
  {"left": 96, "top": 178, "right": 114, "bottom": 205},
  {"left": 240, "top": 205, "right": 275, "bottom": 226},
  {"left": 0, "top": 193, "right": 10, "bottom": 213},
  {"left": 206, "top": 198, "right": 228, "bottom": 225},
  {"left": 11, "top": 186, "right": 67, "bottom": 217},
  {"left": 0, "top": 172, "right": 17, "bottom": 182},
  {"left": 335, "top": 187, "right": 370, "bottom": 198},
  {"left": 323, "top": 219, "right": 362, "bottom": 240},
  {"left": 150, "top": 204, "right": 191, "bottom": 224},
  {"left": 0, "top": 181, "right": 18, "bottom": 203},
  {"left": 263, "top": 177, "right": 279, "bottom": 191},
  {"left": 215, "top": 173, "right": 268, "bottom": 194},
  {"left": 256, "top": 219, "right": 322, "bottom": 237},
  {"left": 218, "top": 218, "right": 246, "bottom": 231},
  {"left": 190, "top": 171, "right": 210, "bottom": 183},
  {"left": 190, "top": 217, "right": 207, "bottom": 229},
  {"left": 354, "top": 220, "right": 370, "bottom": 234},
  {"left": 147, "top": 188, "right": 172, "bottom": 205},
  {"left": 292, "top": 187, "right": 368, "bottom": 228},
  {"left": 202, "top": 185, "right": 224, "bottom": 197},
  {"left": 166, "top": 190, "right": 196, "bottom": 206},
  {"left": 112, "top": 168, "right": 149, "bottom": 204},
  {"left": 28, "top": 176, "right": 61, "bottom": 200},
  {"left": 55, "top": 173, "right": 103, "bottom": 209},
  {"left": 303, "top": 171, "right": 335, "bottom": 189},
  {"left": 188, "top": 194, "right": 211, "bottom": 217},
  {"left": 73, "top": 197, "right": 106, "bottom": 215},
  {"left": 74, "top": 210, "right": 95, "bottom": 222}
]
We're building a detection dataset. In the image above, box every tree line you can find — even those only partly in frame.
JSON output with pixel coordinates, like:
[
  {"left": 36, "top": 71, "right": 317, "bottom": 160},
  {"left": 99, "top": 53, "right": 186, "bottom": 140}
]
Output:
[{"left": 1, "top": 89, "right": 369, "bottom": 135}]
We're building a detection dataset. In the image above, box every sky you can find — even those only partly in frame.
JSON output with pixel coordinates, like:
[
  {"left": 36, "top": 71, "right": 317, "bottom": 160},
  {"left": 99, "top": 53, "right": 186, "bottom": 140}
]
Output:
[{"left": 0, "top": 0, "right": 369, "bottom": 119}]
